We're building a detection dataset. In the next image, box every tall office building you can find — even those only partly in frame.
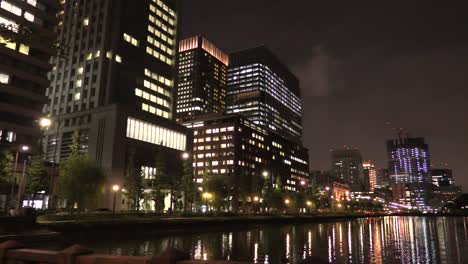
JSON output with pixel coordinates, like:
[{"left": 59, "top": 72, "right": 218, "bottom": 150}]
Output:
[
  {"left": 175, "top": 36, "right": 228, "bottom": 121},
  {"left": 362, "top": 160, "right": 377, "bottom": 192},
  {"left": 331, "top": 148, "right": 364, "bottom": 191},
  {"left": 226, "top": 46, "right": 302, "bottom": 143},
  {"left": 387, "top": 136, "right": 431, "bottom": 208},
  {"left": 43, "top": 0, "right": 189, "bottom": 209},
  {"left": 376, "top": 168, "right": 389, "bottom": 188},
  {"left": 0, "top": 0, "right": 57, "bottom": 150}
]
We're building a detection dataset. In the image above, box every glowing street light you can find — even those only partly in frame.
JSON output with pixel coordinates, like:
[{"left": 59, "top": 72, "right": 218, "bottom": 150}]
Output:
[
  {"left": 306, "top": 201, "right": 312, "bottom": 206},
  {"left": 325, "top": 186, "right": 330, "bottom": 191},
  {"left": 39, "top": 117, "right": 52, "bottom": 129},
  {"left": 181, "top": 152, "right": 190, "bottom": 160},
  {"left": 284, "top": 199, "right": 290, "bottom": 205},
  {"left": 112, "top": 184, "right": 120, "bottom": 215},
  {"left": 253, "top": 196, "right": 260, "bottom": 202},
  {"left": 262, "top": 170, "right": 269, "bottom": 178},
  {"left": 300, "top": 180, "right": 306, "bottom": 185}
]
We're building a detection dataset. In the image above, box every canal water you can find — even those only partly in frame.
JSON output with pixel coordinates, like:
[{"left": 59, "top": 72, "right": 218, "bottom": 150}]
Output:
[{"left": 51, "top": 216, "right": 468, "bottom": 264}]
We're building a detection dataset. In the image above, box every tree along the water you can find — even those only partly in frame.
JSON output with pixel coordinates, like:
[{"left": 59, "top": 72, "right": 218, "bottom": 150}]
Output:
[
  {"left": 123, "top": 151, "right": 143, "bottom": 211},
  {"left": 202, "top": 171, "right": 230, "bottom": 212},
  {"left": 180, "top": 158, "right": 195, "bottom": 212},
  {"left": 57, "top": 130, "right": 105, "bottom": 211}
]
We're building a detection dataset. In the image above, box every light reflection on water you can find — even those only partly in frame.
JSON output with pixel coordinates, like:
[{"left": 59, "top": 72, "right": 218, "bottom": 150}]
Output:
[{"left": 69, "top": 216, "right": 468, "bottom": 264}]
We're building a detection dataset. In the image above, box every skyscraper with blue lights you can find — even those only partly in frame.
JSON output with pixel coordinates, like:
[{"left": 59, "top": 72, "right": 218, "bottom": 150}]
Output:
[{"left": 387, "top": 136, "right": 432, "bottom": 208}]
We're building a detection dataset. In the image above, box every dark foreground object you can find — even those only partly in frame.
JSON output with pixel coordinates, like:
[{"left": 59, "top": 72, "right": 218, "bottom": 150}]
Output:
[{"left": 0, "top": 240, "right": 248, "bottom": 264}]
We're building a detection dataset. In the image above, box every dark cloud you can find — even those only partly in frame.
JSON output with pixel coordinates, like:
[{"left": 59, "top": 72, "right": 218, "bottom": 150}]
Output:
[{"left": 180, "top": 0, "right": 468, "bottom": 190}]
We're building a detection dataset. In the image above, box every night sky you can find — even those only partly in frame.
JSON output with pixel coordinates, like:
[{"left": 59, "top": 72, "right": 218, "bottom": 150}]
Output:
[{"left": 180, "top": 1, "right": 468, "bottom": 190}]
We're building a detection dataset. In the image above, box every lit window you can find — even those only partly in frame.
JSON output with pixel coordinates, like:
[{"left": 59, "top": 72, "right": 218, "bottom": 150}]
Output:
[
  {"left": 74, "top": 92, "right": 81, "bottom": 100},
  {"left": 1, "top": 1, "right": 22, "bottom": 16},
  {"left": 83, "top": 18, "right": 89, "bottom": 26},
  {"left": 18, "top": 44, "right": 29, "bottom": 55},
  {"left": 115, "top": 55, "right": 122, "bottom": 63},
  {"left": 0, "top": 72, "right": 9, "bottom": 84}
]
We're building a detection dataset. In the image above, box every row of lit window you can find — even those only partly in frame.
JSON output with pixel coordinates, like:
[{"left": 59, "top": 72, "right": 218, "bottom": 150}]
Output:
[
  {"left": 148, "top": 14, "right": 175, "bottom": 36},
  {"left": 135, "top": 88, "right": 169, "bottom": 108},
  {"left": 126, "top": 117, "right": 186, "bottom": 151},
  {"left": 123, "top": 33, "right": 139, "bottom": 47},
  {"left": 142, "top": 103, "right": 169, "bottom": 119},
  {"left": 146, "top": 46, "right": 173, "bottom": 65},
  {"left": 195, "top": 135, "right": 233, "bottom": 143},
  {"left": 1, "top": 1, "right": 39, "bottom": 24},
  {"left": 143, "top": 79, "right": 171, "bottom": 98},
  {"left": 147, "top": 35, "right": 173, "bottom": 56},
  {"left": 152, "top": 0, "right": 176, "bottom": 18},
  {"left": 195, "top": 143, "right": 234, "bottom": 151},
  {"left": 147, "top": 24, "right": 174, "bottom": 46},
  {"left": 86, "top": 50, "right": 122, "bottom": 63},
  {"left": 144, "top": 68, "right": 173, "bottom": 87}
]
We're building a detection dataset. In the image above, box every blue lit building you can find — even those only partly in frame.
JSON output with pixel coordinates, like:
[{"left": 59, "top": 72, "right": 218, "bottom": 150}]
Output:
[
  {"left": 387, "top": 137, "right": 432, "bottom": 208},
  {"left": 226, "top": 46, "right": 302, "bottom": 144}
]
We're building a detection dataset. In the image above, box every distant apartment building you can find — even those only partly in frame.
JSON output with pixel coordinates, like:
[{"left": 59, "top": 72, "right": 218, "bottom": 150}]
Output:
[
  {"left": 182, "top": 114, "right": 310, "bottom": 197},
  {"left": 175, "top": 36, "right": 228, "bottom": 121},
  {"left": 0, "top": 0, "right": 57, "bottom": 150}
]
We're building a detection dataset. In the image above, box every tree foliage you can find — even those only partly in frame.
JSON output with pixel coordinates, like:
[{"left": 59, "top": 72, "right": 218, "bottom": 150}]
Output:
[
  {"left": 25, "top": 155, "right": 49, "bottom": 201},
  {"left": 202, "top": 172, "right": 230, "bottom": 211},
  {"left": 0, "top": 150, "right": 14, "bottom": 186}
]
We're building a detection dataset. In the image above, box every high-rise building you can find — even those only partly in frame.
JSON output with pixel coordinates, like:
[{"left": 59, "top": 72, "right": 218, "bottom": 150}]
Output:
[
  {"left": 175, "top": 36, "right": 228, "bottom": 121},
  {"left": 43, "top": 0, "right": 190, "bottom": 209},
  {"left": 0, "top": 0, "right": 57, "bottom": 150},
  {"left": 226, "top": 46, "right": 302, "bottom": 143},
  {"left": 331, "top": 148, "right": 364, "bottom": 191},
  {"left": 387, "top": 136, "right": 431, "bottom": 208},
  {"left": 362, "top": 160, "right": 377, "bottom": 192},
  {"left": 431, "top": 168, "right": 454, "bottom": 187},
  {"left": 182, "top": 114, "right": 310, "bottom": 199},
  {"left": 376, "top": 168, "right": 389, "bottom": 188}
]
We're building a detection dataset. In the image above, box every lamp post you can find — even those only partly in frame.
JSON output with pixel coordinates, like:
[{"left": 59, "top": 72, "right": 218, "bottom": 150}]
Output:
[
  {"left": 15, "top": 145, "right": 30, "bottom": 214},
  {"left": 112, "top": 184, "right": 120, "bottom": 216}
]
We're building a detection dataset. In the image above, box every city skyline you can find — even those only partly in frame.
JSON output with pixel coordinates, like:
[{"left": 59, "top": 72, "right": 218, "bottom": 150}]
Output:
[{"left": 179, "top": 0, "right": 468, "bottom": 190}]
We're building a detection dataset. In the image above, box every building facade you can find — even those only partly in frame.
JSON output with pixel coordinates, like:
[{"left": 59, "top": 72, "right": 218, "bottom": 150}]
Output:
[
  {"left": 0, "top": 0, "right": 57, "bottom": 150},
  {"left": 176, "top": 36, "right": 228, "bottom": 121},
  {"left": 387, "top": 137, "right": 431, "bottom": 208},
  {"left": 42, "top": 0, "right": 190, "bottom": 209},
  {"left": 226, "top": 46, "right": 302, "bottom": 144},
  {"left": 331, "top": 148, "right": 364, "bottom": 191},
  {"left": 431, "top": 168, "right": 454, "bottom": 187},
  {"left": 182, "top": 114, "right": 309, "bottom": 200}
]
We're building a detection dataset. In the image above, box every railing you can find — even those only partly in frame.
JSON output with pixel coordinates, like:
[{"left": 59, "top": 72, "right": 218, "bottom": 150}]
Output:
[{"left": 0, "top": 240, "right": 247, "bottom": 264}]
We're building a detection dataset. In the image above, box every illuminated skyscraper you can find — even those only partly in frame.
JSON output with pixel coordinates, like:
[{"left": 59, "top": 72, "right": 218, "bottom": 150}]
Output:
[
  {"left": 42, "top": 0, "right": 189, "bottom": 209},
  {"left": 176, "top": 36, "right": 228, "bottom": 121},
  {"left": 362, "top": 160, "right": 377, "bottom": 191},
  {"left": 387, "top": 136, "right": 431, "bottom": 208},
  {"left": 331, "top": 148, "right": 364, "bottom": 191},
  {"left": 0, "top": 0, "right": 57, "bottom": 150},
  {"left": 226, "top": 46, "right": 302, "bottom": 143}
]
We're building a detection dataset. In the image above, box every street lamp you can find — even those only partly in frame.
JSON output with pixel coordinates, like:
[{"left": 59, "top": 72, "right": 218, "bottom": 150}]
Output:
[
  {"left": 284, "top": 199, "right": 290, "bottom": 205},
  {"left": 112, "top": 184, "right": 120, "bottom": 215},
  {"left": 181, "top": 152, "right": 190, "bottom": 160},
  {"left": 13, "top": 145, "right": 30, "bottom": 214},
  {"left": 39, "top": 117, "right": 52, "bottom": 129},
  {"left": 306, "top": 201, "right": 312, "bottom": 206}
]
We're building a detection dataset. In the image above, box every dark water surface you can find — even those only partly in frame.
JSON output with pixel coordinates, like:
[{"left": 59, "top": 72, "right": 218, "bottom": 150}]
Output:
[{"left": 51, "top": 216, "right": 468, "bottom": 264}]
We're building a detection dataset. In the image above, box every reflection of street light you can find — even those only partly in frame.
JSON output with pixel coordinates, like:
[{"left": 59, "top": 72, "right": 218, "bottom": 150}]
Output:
[{"left": 112, "top": 185, "right": 120, "bottom": 215}]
